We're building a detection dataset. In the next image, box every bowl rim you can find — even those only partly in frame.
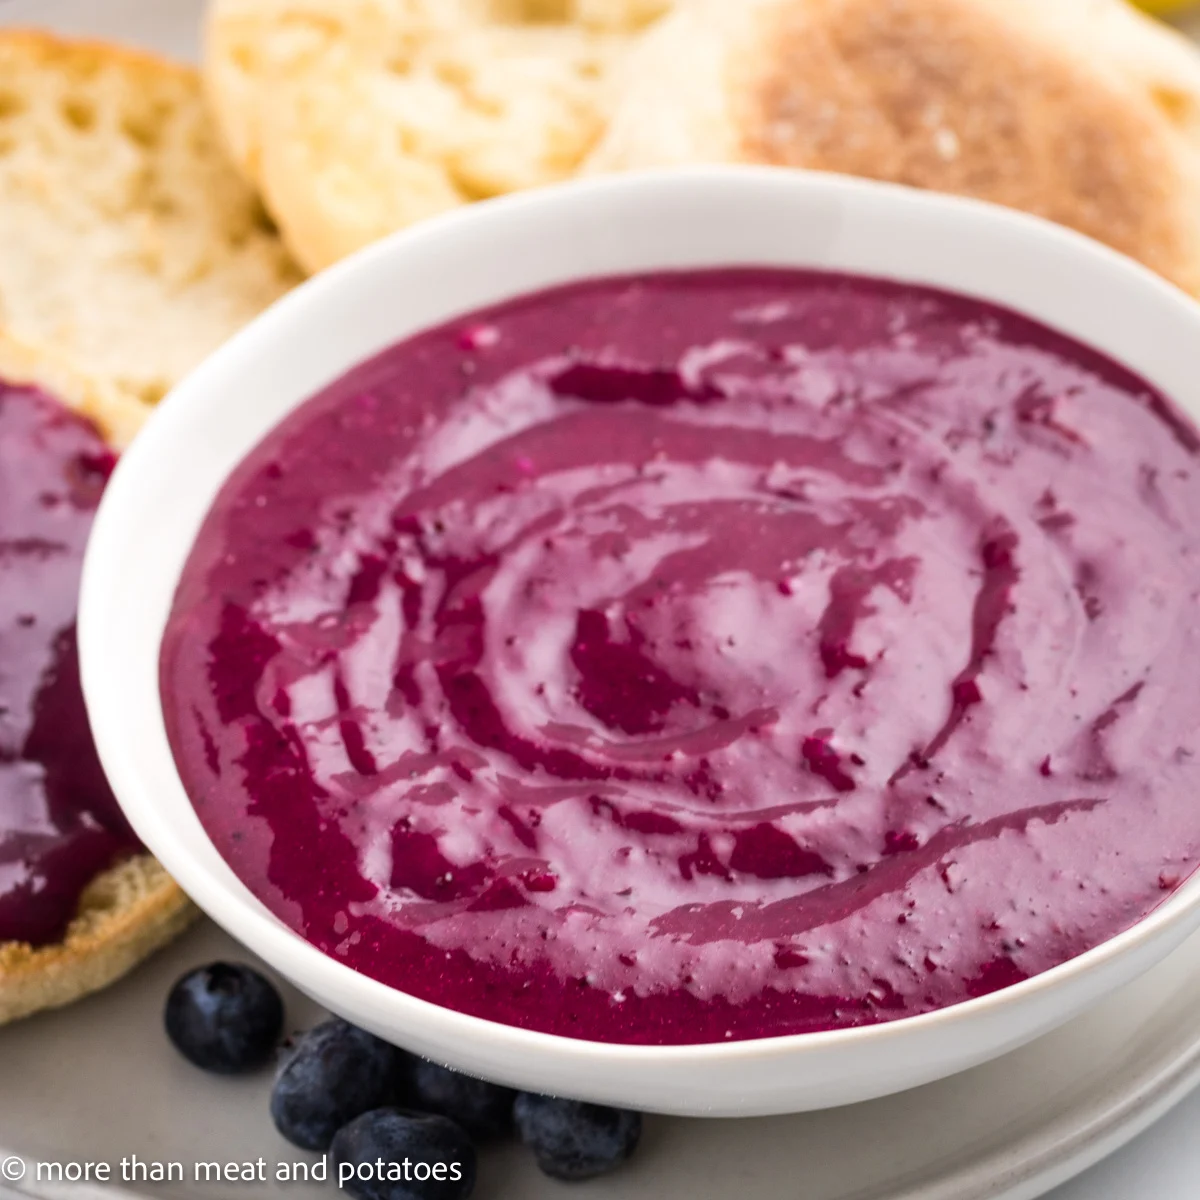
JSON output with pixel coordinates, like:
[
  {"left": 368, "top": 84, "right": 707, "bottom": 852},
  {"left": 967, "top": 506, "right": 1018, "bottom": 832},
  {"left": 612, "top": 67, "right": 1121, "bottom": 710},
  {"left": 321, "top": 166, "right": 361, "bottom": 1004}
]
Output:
[{"left": 79, "top": 163, "right": 1200, "bottom": 1067}]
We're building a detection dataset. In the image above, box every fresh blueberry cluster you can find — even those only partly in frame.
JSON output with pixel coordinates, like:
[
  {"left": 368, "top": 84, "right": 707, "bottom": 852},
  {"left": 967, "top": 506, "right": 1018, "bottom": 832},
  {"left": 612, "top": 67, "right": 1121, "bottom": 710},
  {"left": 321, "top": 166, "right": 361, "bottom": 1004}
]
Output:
[{"left": 164, "top": 963, "right": 643, "bottom": 1199}]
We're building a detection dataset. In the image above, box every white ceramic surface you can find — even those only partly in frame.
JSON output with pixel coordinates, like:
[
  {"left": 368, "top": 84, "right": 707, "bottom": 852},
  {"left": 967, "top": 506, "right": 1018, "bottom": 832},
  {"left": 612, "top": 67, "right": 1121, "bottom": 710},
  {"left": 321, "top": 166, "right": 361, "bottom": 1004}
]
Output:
[{"left": 76, "top": 168, "right": 1200, "bottom": 1117}]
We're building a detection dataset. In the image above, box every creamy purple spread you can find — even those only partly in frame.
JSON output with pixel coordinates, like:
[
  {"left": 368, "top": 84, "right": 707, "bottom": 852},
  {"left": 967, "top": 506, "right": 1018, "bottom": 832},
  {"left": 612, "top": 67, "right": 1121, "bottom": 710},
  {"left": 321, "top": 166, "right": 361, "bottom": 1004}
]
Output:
[
  {"left": 161, "top": 270, "right": 1200, "bottom": 1044},
  {"left": 0, "top": 382, "right": 136, "bottom": 947}
]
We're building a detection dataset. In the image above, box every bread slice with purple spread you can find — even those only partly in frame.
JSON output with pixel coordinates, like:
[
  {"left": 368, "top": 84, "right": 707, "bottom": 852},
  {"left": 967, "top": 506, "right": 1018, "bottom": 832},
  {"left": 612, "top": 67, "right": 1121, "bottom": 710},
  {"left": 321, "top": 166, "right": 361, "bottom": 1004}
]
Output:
[
  {"left": 0, "top": 332, "right": 196, "bottom": 1026},
  {"left": 0, "top": 31, "right": 300, "bottom": 1022}
]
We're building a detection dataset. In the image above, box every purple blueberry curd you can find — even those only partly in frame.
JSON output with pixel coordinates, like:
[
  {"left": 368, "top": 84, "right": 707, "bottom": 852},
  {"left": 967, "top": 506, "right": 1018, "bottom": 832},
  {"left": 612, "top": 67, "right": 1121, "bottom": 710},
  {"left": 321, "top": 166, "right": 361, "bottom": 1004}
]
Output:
[
  {"left": 161, "top": 270, "right": 1200, "bottom": 1044},
  {"left": 0, "top": 381, "right": 138, "bottom": 947}
]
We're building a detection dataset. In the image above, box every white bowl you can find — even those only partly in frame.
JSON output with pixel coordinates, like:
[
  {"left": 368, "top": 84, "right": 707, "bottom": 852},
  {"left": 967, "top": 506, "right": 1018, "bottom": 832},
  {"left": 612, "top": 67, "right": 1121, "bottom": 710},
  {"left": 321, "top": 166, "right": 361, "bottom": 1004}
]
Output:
[{"left": 79, "top": 167, "right": 1200, "bottom": 1117}]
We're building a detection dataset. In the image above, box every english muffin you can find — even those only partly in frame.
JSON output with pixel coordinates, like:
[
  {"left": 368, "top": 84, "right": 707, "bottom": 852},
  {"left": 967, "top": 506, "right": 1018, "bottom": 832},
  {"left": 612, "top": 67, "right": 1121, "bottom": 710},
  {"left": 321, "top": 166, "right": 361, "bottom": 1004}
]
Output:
[
  {"left": 204, "top": 0, "right": 675, "bottom": 271},
  {"left": 587, "top": 0, "right": 1200, "bottom": 295},
  {"left": 0, "top": 30, "right": 301, "bottom": 409},
  {"left": 0, "top": 331, "right": 196, "bottom": 1026}
]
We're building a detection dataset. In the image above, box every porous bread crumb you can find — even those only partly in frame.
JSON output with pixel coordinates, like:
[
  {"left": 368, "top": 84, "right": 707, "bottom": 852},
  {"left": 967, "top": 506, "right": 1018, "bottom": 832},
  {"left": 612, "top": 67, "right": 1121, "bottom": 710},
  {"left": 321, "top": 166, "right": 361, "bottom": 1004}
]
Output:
[
  {"left": 0, "top": 30, "right": 301, "bottom": 409},
  {"left": 0, "top": 327, "right": 145, "bottom": 448},
  {"left": 204, "top": 0, "right": 677, "bottom": 271}
]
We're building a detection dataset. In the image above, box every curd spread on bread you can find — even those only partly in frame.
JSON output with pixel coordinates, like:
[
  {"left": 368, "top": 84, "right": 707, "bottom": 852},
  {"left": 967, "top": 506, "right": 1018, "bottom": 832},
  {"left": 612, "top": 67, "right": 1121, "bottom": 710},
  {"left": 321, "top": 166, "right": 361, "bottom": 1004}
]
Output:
[
  {"left": 0, "top": 381, "right": 139, "bottom": 947},
  {"left": 162, "top": 271, "right": 1200, "bottom": 1043}
]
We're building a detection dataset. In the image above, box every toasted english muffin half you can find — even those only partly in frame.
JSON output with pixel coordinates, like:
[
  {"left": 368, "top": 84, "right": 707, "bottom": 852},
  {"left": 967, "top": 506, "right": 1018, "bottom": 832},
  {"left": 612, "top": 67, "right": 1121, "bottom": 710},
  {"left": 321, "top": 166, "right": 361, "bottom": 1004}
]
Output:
[
  {"left": 0, "top": 856, "right": 196, "bottom": 1027},
  {"left": 204, "top": 0, "right": 675, "bottom": 272},
  {"left": 0, "top": 331, "right": 196, "bottom": 1027},
  {"left": 0, "top": 30, "right": 301, "bottom": 410},
  {"left": 586, "top": 0, "right": 1200, "bottom": 296}
]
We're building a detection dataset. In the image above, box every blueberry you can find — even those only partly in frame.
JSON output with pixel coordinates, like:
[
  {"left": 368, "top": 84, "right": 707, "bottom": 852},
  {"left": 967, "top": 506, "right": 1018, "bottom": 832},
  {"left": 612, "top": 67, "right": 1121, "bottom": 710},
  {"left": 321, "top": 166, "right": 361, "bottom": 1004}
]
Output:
[
  {"left": 331, "top": 1108, "right": 475, "bottom": 1200},
  {"left": 271, "top": 1018, "right": 410, "bottom": 1151},
  {"left": 513, "top": 1093, "right": 641, "bottom": 1181},
  {"left": 164, "top": 962, "right": 283, "bottom": 1074},
  {"left": 409, "top": 1061, "right": 515, "bottom": 1140}
]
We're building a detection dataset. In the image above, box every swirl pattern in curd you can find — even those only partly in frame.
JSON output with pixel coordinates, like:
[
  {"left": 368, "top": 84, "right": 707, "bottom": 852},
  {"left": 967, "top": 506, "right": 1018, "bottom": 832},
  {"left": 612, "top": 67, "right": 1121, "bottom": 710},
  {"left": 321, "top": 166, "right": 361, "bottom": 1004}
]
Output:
[{"left": 162, "top": 270, "right": 1200, "bottom": 1043}]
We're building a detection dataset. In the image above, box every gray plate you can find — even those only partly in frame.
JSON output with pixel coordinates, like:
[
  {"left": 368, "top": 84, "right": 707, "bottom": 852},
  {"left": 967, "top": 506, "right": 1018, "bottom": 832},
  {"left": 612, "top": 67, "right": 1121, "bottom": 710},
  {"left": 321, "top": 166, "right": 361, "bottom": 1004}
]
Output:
[{"left": 5, "top": 921, "right": 1200, "bottom": 1200}]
